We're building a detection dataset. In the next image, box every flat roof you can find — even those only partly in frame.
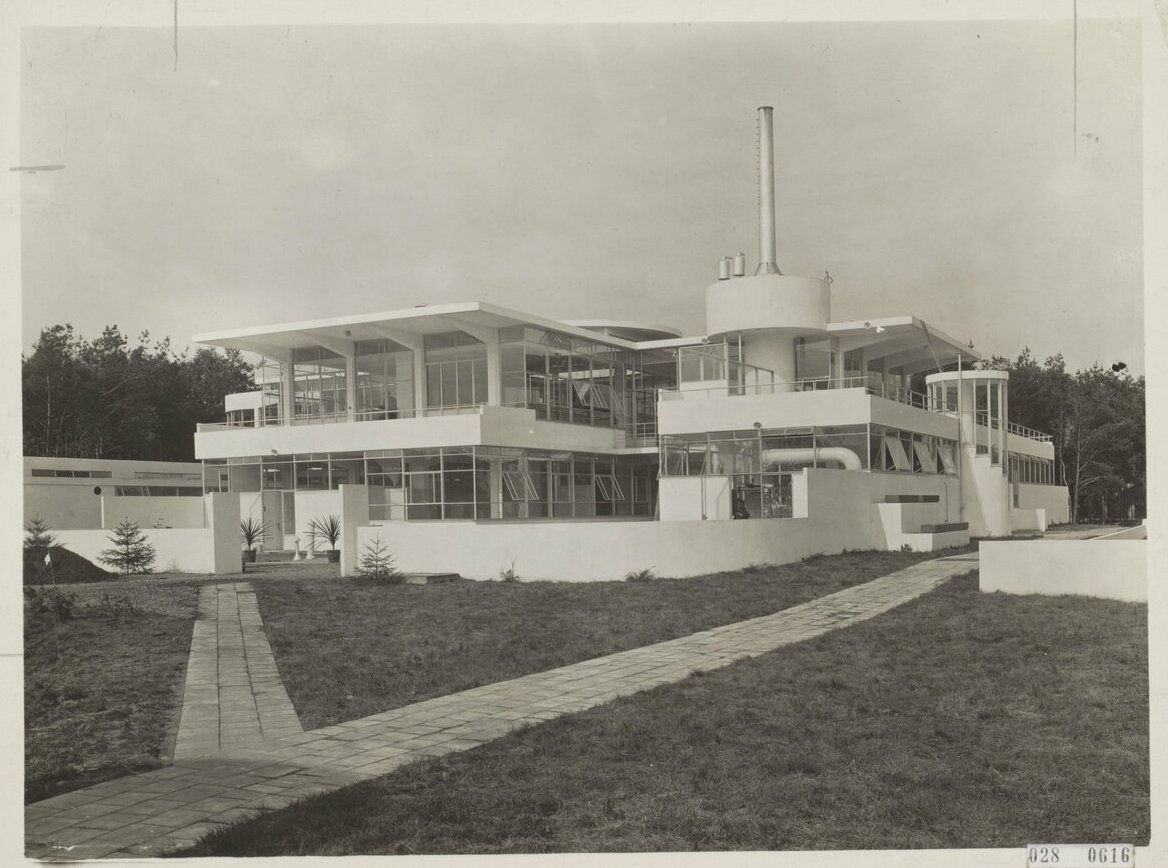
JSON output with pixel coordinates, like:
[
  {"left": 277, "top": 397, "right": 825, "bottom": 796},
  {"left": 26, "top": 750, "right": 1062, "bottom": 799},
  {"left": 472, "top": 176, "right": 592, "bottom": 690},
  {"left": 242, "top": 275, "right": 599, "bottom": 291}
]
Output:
[
  {"left": 195, "top": 302, "right": 980, "bottom": 371},
  {"left": 194, "top": 301, "right": 644, "bottom": 355}
]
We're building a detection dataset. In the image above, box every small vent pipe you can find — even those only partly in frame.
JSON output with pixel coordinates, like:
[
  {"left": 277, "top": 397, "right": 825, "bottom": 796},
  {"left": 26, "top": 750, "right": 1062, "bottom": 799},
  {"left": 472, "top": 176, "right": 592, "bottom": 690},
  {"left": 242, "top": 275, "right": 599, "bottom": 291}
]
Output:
[
  {"left": 718, "top": 257, "right": 732, "bottom": 280},
  {"left": 755, "top": 106, "right": 782, "bottom": 276},
  {"left": 732, "top": 252, "right": 746, "bottom": 277}
]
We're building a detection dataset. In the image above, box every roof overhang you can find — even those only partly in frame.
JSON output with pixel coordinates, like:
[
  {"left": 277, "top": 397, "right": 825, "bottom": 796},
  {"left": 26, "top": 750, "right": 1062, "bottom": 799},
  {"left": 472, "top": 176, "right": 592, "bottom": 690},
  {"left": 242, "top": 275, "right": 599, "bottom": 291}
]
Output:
[
  {"left": 194, "top": 301, "right": 644, "bottom": 355},
  {"left": 827, "top": 316, "right": 980, "bottom": 371}
]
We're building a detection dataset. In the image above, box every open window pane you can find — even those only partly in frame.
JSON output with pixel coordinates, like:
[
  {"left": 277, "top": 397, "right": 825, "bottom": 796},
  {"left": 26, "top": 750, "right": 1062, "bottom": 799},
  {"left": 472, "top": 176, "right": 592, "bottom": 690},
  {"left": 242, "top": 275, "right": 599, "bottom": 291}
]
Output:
[{"left": 884, "top": 435, "right": 912, "bottom": 472}]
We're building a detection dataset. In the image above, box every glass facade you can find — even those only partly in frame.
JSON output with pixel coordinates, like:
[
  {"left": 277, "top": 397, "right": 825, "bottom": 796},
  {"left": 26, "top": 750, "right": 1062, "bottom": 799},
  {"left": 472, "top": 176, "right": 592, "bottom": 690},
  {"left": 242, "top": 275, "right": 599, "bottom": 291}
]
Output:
[
  {"left": 355, "top": 338, "right": 414, "bottom": 419},
  {"left": 204, "top": 447, "right": 657, "bottom": 522},
  {"left": 499, "top": 326, "right": 672, "bottom": 438},
  {"left": 292, "top": 347, "right": 347, "bottom": 422},
  {"left": 424, "top": 332, "right": 487, "bottom": 409},
  {"left": 1007, "top": 452, "right": 1055, "bottom": 485}
]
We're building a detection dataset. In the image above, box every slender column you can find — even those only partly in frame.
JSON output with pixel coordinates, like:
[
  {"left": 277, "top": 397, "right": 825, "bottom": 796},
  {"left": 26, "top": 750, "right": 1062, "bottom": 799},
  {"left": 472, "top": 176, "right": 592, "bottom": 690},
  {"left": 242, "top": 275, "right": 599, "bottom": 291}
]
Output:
[
  {"left": 345, "top": 354, "right": 357, "bottom": 422},
  {"left": 414, "top": 348, "right": 428, "bottom": 412},
  {"left": 282, "top": 359, "right": 295, "bottom": 424}
]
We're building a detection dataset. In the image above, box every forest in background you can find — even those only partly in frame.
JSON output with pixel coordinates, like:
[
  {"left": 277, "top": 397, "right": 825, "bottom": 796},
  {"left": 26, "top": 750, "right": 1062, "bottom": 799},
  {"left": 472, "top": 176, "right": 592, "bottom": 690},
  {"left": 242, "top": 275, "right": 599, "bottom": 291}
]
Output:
[{"left": 22, "top": 324, "right": 253, "bottom": 463}]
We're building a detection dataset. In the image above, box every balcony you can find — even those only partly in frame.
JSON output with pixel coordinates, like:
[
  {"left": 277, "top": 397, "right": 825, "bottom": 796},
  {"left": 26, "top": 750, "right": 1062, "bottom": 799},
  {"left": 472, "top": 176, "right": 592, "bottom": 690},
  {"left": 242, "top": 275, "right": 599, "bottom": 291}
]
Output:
[
  {"left": 196, "top": 403, "right": 484, "bottom": 433},
  {"left": 194, "top": 403, "right": 640, "bottom": 461}
]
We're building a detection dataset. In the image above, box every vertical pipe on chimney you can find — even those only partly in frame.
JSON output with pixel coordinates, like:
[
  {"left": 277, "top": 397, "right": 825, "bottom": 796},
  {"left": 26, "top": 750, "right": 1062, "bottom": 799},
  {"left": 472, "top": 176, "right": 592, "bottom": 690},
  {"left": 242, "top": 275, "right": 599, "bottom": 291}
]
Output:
[{"left": 755, "top": 106, "right": 782, "bottom": 276}]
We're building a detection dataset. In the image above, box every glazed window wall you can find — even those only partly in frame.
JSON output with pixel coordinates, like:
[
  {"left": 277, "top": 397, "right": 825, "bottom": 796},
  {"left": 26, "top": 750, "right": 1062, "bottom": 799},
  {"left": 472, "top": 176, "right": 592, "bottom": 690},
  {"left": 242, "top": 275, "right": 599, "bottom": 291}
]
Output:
[
  {"left": 292, "top": 347, "right": 347, "bottom": 423},
  {"left": 1008, "top": 453, "right": 1055, "bottom": 486},
  {"left": 257, "top": 358, "right": 284, "bottom": 425},
  {"left": 360, "top": 447, "right": 656, "bottom": 521},
  {"left": 795, "top": 337, "right": 834, "bottom": 381},
  {"left": 205, "top": 452, "right": 368, "bottom": 493},
  {"left": 659, "top": 426, "right": 870, "bottom": 519},
  {"left": 355, "top": 339, "right": 415, "bottom": 419},
  {"left": 424, "top": 332, "right": 487, "bottom": 410},
  {"left": 661, "top": 426, "right": 871, "bottom": 477},
  {"left": 868, "top": 424, "right": 957, "bottom": 475},
  {"left": 676, "top": 344, "right": 774, "bottom": 397},
  {"left": 501, "top": 326, "right": 625, "bottom": 428}
]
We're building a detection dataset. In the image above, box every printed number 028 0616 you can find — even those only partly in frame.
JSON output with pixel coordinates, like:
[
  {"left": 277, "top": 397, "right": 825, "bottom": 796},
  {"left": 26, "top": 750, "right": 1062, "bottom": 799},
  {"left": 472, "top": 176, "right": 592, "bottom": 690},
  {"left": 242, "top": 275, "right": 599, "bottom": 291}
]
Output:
[{"left": 1027, "top": 845, "right": 1133, "bottom": 866}]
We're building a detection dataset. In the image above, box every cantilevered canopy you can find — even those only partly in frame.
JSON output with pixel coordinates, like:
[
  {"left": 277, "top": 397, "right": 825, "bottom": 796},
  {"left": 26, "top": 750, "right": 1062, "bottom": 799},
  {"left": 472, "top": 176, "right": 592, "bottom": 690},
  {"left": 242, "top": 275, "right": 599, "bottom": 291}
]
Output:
[
  {"left": 827, "top": 316, "right": 980, "bottom": 376},
  {"left": 194, "top": 301, "right": 645, "bottom": 358}
]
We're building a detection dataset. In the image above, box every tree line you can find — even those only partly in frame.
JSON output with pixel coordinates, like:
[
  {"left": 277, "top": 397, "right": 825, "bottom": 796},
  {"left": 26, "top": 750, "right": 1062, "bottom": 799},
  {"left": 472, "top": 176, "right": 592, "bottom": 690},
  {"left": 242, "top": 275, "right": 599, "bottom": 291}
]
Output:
[
  {"left": 22, "top": 324, "right": 254, "bottom": 462},
  {"left": 976, "top": 349, "right": 1145, "bottom": 524}
]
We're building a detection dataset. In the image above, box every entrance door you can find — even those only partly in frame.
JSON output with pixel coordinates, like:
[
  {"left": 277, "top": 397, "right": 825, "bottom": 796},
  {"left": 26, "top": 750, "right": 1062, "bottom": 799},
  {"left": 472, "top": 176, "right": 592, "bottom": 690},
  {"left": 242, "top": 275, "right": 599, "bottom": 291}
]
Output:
[{"left": 262, "top": 490, "right": 284, "bottom": 550}]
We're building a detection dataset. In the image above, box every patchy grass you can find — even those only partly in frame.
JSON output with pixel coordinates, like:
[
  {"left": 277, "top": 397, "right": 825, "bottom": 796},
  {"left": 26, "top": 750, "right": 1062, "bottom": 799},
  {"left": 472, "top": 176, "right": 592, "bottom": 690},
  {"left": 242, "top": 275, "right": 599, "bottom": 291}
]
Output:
[
  {"left": 255, "top": 548, "right": 966, "bottom": 728},
  {"left": 182, "top": 573, "right": 1148, "bottom": 855},
  {"left": 24, "top": 589, "right": 194, "bottom": 803}
]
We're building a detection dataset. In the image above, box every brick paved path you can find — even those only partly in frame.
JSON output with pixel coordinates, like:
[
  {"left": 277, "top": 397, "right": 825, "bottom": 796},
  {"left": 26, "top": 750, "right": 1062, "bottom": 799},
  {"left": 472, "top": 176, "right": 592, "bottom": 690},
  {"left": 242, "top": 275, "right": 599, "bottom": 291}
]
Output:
[{"left": 25, "top": 552, "right": 977, "bottom": 860}]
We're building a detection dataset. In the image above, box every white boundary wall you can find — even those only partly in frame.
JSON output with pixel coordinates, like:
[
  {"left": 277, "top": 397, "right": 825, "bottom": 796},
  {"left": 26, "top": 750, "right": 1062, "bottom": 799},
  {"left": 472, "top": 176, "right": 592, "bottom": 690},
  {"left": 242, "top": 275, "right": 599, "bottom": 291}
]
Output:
[
  {"left": 56, "top": 528, "right": 218, "bottom": 574},
  {"left": 350, "top": 469, "right": 965, "bottom": 581},
  {"left": 99, "top": 496, "right": 205, "bottom": 529},
  {"left": 980, "top": 539, "right": 1147, "bottom": 602},
  {"left": 53, "top": 493, "right": 240, "bottom": 574}
]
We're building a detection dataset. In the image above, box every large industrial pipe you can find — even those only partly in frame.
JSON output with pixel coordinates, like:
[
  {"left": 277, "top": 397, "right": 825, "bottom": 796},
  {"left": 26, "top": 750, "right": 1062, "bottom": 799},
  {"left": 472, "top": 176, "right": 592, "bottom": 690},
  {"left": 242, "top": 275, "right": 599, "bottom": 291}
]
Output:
[
  {"left": 755, "top": 106, "right": 781, "bottom": 276},
  {"left": 761, "top": 447, "right": 862, "bottom": 471}
]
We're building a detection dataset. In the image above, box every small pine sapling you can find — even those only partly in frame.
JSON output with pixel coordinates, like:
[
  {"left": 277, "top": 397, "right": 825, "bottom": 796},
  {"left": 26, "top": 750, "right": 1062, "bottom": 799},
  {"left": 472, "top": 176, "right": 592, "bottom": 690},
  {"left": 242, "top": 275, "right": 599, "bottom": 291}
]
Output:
[
  {"left": 356, "top": 536, "right": 403, "bottom": 583},
  {"left": 98, "top": 519, "right": 157, "bottom": 575},
  {"left": 24, "top": 515, "right": 57, "bottom": 549}
]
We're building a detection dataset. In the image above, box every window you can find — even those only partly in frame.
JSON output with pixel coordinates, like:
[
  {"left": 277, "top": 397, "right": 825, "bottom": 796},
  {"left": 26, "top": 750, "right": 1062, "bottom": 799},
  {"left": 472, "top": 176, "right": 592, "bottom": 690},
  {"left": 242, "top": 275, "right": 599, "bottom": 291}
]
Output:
[
  {"left": 937, "top": 444, "right": 957, "bottom": 475},
  {"left": 502, "top": 470, "right": 541, "bottom": 500},
  {"left": 594, "top": 474, "right": 625, "bottom": 501},
  {"left": 884, "top": 435, "right": 912, "bottom": 472},
  {"left": 291, "top": 346, "right": 347, "bottom": 422},
  {"left": 424, "top": 332, "right": 487, "bottom": 409},
  {"left": 355, "top": 338, "right": 414, "bottom": 419},
  {"left": 912, "top": 440, "right": 934, "bottom": 474}
]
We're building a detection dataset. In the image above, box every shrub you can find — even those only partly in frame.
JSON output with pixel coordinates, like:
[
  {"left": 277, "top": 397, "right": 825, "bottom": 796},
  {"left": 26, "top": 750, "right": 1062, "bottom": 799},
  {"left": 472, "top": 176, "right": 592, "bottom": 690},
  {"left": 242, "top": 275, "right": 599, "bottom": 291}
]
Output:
[
  {"left": 24, "top": 586, "right": 76, "bottom": 621},
  {"left": 307, "top": 515, "right": 343, "bottom": 552},
  {"left": 97, "top": 519, "right": 156, "bottom": 575},
  {"left": 356, "top": 536, "right": 403, "bottom": 583},
  {"left": 498, "top": 562, "right": 520, "bottom": 583},
  {"left": 240, "top": 517, "right": 268, "bottom": 552},
  {"left": 624, "top": 567, "right": 657, "bottom": 582},
  {"left": 24, "top": 515, "right": 57, "bottom": 549}
]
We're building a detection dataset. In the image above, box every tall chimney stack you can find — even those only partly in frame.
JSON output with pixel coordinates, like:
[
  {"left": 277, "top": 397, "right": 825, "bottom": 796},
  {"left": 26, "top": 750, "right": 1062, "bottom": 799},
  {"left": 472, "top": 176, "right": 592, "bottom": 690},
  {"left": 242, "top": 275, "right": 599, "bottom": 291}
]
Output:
[{"left": 755, "top": 106, "right": 782, "bottom": 276}]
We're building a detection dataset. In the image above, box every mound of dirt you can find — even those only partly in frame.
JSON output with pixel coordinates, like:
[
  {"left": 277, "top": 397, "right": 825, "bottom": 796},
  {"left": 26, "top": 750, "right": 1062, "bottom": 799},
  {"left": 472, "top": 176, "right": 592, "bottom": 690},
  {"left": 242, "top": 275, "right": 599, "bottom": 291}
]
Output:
[{"left": 24, "top": 547, "right": 114, "bottom": 585}]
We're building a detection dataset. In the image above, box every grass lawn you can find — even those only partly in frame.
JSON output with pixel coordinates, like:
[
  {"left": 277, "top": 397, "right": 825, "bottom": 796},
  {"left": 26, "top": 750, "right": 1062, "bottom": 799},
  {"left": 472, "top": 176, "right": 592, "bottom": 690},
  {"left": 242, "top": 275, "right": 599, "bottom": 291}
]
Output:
[
  {"left": 24, "top": 588, "right": 195, "bottom": 803},
  {"left": 182, "top": 572, "right": 1148, "bottom": 855},
  {"left": 254, "top": 548, "right": 964, "bottom": 729}
]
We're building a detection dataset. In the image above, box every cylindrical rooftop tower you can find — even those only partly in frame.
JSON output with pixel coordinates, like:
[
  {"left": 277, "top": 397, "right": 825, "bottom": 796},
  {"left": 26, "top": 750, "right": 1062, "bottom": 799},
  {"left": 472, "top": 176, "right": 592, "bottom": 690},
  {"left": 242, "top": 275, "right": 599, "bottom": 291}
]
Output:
[{"left": 705, "top": 107, "right": 830, "bottom": 384}]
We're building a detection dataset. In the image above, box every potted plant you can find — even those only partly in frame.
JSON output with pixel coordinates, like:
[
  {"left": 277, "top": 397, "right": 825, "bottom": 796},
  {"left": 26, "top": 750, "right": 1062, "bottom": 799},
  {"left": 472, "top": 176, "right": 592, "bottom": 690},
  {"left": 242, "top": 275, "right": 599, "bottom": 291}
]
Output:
[
  {"left": 240, "top": 517, "right": 268, "bottom": 563},
  {"left": 307, "top": 514, "right": 343, "bottom": 563}
]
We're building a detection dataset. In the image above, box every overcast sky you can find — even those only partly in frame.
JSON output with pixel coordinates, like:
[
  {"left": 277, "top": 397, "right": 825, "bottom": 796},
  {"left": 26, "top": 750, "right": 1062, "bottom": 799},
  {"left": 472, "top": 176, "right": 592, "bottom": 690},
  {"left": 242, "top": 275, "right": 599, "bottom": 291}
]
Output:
[{"left": 19, "top": 17, "right": 1142, "bottom": 372}]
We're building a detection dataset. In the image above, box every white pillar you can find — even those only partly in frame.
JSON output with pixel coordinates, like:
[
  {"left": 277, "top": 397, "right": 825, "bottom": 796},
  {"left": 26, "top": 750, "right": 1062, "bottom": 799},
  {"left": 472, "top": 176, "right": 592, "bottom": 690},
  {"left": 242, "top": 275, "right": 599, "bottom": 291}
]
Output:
[
  {"left": 414, "top": 347, "right": 428, "bottom": 412},
  {"left": 282, "top": 360, "right": 295, "bottom": 424},
  {"left": 485, "top": 334, "right": 501, "bottom": 406},
  {"left": 345, "top": 353, "right": 357, "bottom": 422}
]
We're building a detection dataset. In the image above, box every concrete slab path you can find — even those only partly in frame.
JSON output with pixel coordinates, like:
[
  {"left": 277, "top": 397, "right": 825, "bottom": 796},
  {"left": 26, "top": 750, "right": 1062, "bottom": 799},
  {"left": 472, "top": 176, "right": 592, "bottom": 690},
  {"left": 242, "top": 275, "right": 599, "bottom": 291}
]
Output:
[
  {"left": 173, "top": 583, "right": 302, "bottom": 760},
  {"left": 26, "top": 552, "right": 978, "bottom": 860}
]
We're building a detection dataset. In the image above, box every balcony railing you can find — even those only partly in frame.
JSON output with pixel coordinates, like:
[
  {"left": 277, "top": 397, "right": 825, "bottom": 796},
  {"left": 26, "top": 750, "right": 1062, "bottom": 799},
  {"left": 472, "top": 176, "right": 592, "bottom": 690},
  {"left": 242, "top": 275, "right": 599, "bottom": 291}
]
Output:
[
  {"left": 1006, "top": 420, "right": 1053, "bottom": 442},
  {"left": 198, "top": 403, "right": 485, "bottom": 432},
  {"left": 661, "top": 374, "right": 933, "bottom": 409},
  {"left": 661, "top": 375, "right": 1053, "bottom": 443}
]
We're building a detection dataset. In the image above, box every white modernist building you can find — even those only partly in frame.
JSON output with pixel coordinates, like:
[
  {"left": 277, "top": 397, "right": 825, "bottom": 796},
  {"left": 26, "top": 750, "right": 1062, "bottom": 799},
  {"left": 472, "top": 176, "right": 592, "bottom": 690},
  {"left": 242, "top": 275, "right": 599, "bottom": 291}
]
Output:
[{"left": 193, "top": 108, "right": 1069, "bottom": 580}]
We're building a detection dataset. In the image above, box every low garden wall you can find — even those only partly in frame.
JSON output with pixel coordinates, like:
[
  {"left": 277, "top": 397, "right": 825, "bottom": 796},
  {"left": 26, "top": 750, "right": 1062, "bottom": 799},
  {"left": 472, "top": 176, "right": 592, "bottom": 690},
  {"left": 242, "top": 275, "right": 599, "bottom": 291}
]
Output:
[
  {"left": 980, "top": 538, "right": 1146, "bottom": 602},
  {"left": 55, "top": 528, "right": 220, "bottom": 574},
  {"left": 51, "top": 493, "right": 240, "bottom": 575}
]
